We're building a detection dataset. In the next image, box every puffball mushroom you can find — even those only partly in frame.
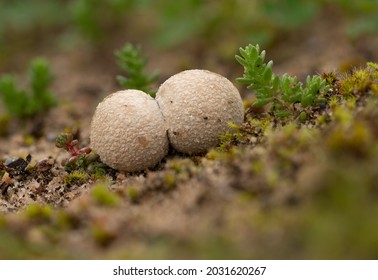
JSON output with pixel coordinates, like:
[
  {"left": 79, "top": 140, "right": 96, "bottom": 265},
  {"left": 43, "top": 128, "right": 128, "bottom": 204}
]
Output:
[
  {"left": 156, "top": 69, "right": 244, "bottom": 154},
  {"left": 90, "top": 89, "right": 168, "bottom": 172}
]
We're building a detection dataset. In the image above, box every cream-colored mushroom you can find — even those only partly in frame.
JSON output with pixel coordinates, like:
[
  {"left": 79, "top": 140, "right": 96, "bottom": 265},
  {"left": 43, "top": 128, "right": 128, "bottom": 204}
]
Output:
[
  {"left": 90, "top": 89, "right": 168, "bottom": 172},
  {"left": 156, "top": 69, "right": 244, "bottom": 154}
]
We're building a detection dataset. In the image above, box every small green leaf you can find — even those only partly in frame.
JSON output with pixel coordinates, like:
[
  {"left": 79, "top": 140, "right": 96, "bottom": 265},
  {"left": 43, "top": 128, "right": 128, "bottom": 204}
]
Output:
[
  {"left": 252, "top": 97, "right": 274, "bottom": 108},
  {"left": 301, "top": 94, "right": 314, "bottom": 107},
  {"left": 272, "top": 75, "right": 280, "bottom": 89},
  {"left": 263, "top": 65, "right": 273, "bottom": 83},
  {"left": 260, "top": 50, "right": 266, "bottom": 62},
  {"left": 254, "top": 56, "right": 264, "bottom": 68},
  {"left": 235, "top": 55, "right": 248, "bottom": 68},
  {"left": 275, "top": 111, "right": 291, "bottom": 118},
  {"left": 285, "top": 83, "right": 302, "bottom": 97},
  {"left": 250, "top": 45, "right": 259, "bottom": 60},
  {"left": 315, "top": 98, "right": 327, "bottom": 104},
  {"left": 287, "top": 92, "right": 303, "bottom": 103},
  {"left": 239, "top": 47, "right": 249, "bottom": 59},
  {"left": 299, "top": 111, "right": 307, "bottom": 122},
  {"left": 236, "top": 77, "right": 255, "bottom": 84}
]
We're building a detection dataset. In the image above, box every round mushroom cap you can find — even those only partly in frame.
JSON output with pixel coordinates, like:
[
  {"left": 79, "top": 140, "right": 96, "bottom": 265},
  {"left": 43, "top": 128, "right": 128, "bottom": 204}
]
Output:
[
  {"left": 90, "top": 89, "right": 168, "bottom": 172},
  {"left": 156, "top": 69, "right": 244, "bottom": 154}
]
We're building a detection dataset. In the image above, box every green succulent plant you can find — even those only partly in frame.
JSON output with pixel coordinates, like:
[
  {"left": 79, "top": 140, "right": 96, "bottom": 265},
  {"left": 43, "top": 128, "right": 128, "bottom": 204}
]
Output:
[
  {"left": 236, "top": 44, "right": 329, "bottom": 118},
  {"left": 0, "top": 57, "right": 57, "bottom": 119},
  {"left": 115, "top": 43, "right": 159, "bottom": 97}
]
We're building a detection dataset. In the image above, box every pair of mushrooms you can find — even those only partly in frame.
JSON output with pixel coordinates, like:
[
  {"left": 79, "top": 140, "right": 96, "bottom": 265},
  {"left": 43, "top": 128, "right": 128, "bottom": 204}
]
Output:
[{"left": 90, "top": 69, "right": 244, "bottom": 172}]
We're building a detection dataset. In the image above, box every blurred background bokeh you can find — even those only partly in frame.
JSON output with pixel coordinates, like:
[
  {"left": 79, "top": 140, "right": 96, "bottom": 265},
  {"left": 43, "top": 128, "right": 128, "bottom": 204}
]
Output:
[{"left": 1, "top": 0, "right": 377, "bottom": 73}]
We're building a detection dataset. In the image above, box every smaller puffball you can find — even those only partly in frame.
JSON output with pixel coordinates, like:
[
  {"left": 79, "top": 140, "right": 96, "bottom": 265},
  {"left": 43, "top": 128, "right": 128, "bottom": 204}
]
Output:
[
  {"left": 90, "top": 90, "right": 168, "bottom": 172},
  {"left": 156, "top": 69, "right": 244, "bottom": 154}
]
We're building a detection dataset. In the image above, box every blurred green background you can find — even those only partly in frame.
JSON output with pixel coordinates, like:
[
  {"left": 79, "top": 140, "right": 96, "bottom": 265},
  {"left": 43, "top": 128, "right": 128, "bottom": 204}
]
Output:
[{"left": 0, "top": 0, "right": 377, "bottom": 69}]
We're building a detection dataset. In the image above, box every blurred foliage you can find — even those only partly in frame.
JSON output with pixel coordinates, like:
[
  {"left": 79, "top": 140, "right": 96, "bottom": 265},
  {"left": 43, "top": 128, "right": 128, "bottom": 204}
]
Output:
[
  {"left": 0, "top": 57, "right": 56, "bottom": 119},
  {"left": 0, "top": 0, "right": 377, "bottom": 61},
  {"left": 261, "top": 0, "right": 320, "bottom": 29},
  {"left": 332, "top": 0, "right": 378, "bottom": 38},
  {"left": 115, "top": 43, "right": 159, "bottom": 97},
  {"left": 0, "top": 0, "right": 67, "bottom": 33},
  {"left": 150, "top": 0, "right": 205, "bottom": 47},
  {"left": 69, "top": 0, "right": 135, "bottom": 42}
]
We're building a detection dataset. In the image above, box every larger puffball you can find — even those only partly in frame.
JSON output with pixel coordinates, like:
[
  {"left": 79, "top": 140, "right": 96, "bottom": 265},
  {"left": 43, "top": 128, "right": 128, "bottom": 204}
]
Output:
[
  {"left": 156, "top": 69, "right": 244, "bottom": 154},
  {"left": 90, "top": 90, "right": 168, "bottom": 172}
]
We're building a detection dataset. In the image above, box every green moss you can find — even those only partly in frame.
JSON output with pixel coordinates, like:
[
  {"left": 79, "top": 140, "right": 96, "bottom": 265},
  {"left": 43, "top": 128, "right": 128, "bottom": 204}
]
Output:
[
  {"left": 340, "top": 62, "right": 378, "bottom": 95},
  {"left": 250, "top": 160, "right": 264, "bottom": 174},
  {"left": 206, "top": 147, "right": 239, "bottom": 161},
  {"left": 326, "top": 121, "right": 373, "bottom": 156},
  {"left": 56, "top": 210, "right": 80, "bottom": 230},
  {"left": 166, "top": 158, "right": 194, "bottom": 174},
  {"left": 367, "top": 62, "right": 378, "bottom": 71},
  {"left": 248, "top": 117, "right": 270, "bottom": 129},
  {"left": 328, "top": 95, "right": 339, "bottom": 109},
  {"left": 166, "top": 159, "right": 183, "bottom": 173},
  {"left": 90, "top": 183, "right": 119, "bottom": 207},
  {"left": 333, "top": 106, "right": 353, "bottom": 124},
  {"left": 296, "top": 157, "right": 378, "bottom": 258},
  {"left": 317, "top": 114, "right": 328, "bottom": 126},
  {"left": 299, "top": 111, "right": 307, "bottom": 123},
  {"left": 127, "top": 187, "right": 140, "bottom": 203},
  {"left": 0, "top": 229, "right": 47, "bottom": 259},
  {"left": 207, "top": 149, "right": 226, "bottom": 160},
  {"left": 25, "top": 204, "right": 53, "bottom": 222},
  {"left": 23, "top": 135, "right": 35, "bottom": 146},
  {"left": 64, "top": 171, "right": 88, "bottom": 187},
  {"left": 163, "top": 173, "right": 176, "bottom": 189},
  {"left": 372, "top": 84, "right": 378, "bottom": 95},
  {"left": 90, "top": 225, "right": 115, "bottom": 247},
  {"left": 218, "top": 132, "right": 237, "bottom": 151},
  {"left": 26, "top": 164, "right": 37, "bottom": 173}
]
